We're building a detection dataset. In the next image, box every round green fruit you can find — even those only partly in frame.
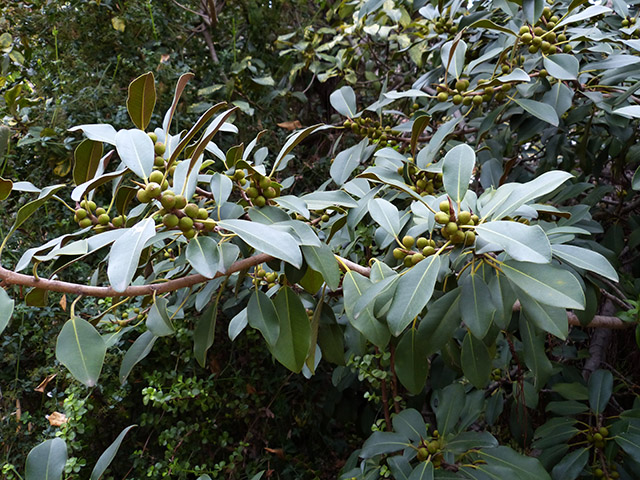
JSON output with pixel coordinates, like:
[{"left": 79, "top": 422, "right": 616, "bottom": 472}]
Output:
[
  {"left": 197, "top": 208, "right": 208, "bottom": 220},
  {"left": 154, "top": 155, "right": 165, "bottom": 167},
  {"left": 427, "top": 441, "right": 439, "bottom": 454},
  {"left": 455, "top": 79, "right": 467, "bottom": 91},
  {"left": 422, "top": 246, "right": 436, "bottom": 256},
  {"left": 79, "top": 218, "right": 93, "bottom": 228},
  {"left": 162, "top": 213, "right": 179, "bottom": 228},
  {"left": 184, "top": 203, "right": 200, "bottom": 219},
  {"left": 112, "top": 215, "right": 126, "bottom": 227},
  {"left": 402, "top": 235, "right": 415, "bottom": 248},
  {"left": 464, "top": 231, "right": 476, "bottom": 246},
  {"left": 178, "top": 216, "right": 194, "bottom": 231},
  {"left": 417, "top": 447, "right": 429, "bottom": 462},
  {"left": 97, "top": 213, "right": 110, "bottom": 225},
  {"left": 137, "top": 189, "right": 151, "bottom": 203},
  {"left": 264, "top": 187, "right": 277, "bottom": 199},
  {"left": 452, "top": 94, "right": 463, "bottom": 105},
  {"left": 439, "top": 200, "right": 450, "bottom": 212},
  {"left": 75, "top": 208, "right": 87, "bottom": 220},
  {"left": 183, "top": 229, "right": 196, "bottom": 239},
  {"left": 145, "top": 182, "right": 162, "bottom": 198},
  {"left": 519, "top": 25, "right": 529, "bottom": 35},
  {"left": 149, "top": 170, "right": 164, "bottom": 184},
  {"left": 258, "top": 176, "right": 271, "bottom": 190},
  {"left": 521, "top": 33, "right": 533, "bottom": 43},
  {"left": 246, "top": 187, "right": 259, "bottom": 198},
  {"left": 458, "top": 211, "right": 471, "bottom": 224},
  {"left": 445, "top": 222, "right": 458, "bottom": 235},
  {"left": 174, "top": 194, "right": 187, "bottom": 209},
  {"left": 254, "top": 196, "right": 267, "bottom": 207},
  {"left": 599, "top": 427, "right": 609, "bottom": 437},
  {"left": 160, "top": 193, "right": 176, "bottom": 210},
  {"left": 393, "top": 248, "right": 405, "bottom": 260},
  {"left": 437, "top": 92, "right": 449, "bottom": 102},
  {"left": 435, "top": 212, "right": 450, "bottom": 224},
  {"left": 416, "top": 237, "right": 429, "bottom": 249},
  {"left": 154, "top": 142, "right": 166, "bottom": 156}
]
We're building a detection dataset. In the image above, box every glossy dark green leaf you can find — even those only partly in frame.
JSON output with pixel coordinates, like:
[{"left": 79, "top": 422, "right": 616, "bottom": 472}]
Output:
[
  {"left": 119, "top": 330, "right": 157, "bottom": 383},
  {"left": 523, "top": 0, "right": 544, "bottom": 25},
  {"left": 513, "top": 98, "right": 559, "bottom": 127},
  {"left": 550, "top": 447, "right": 588, "bottom": 480},
  {"left": 552, "top": 382, "right": 589, "bottom": 401},
  {"left": 56, "top": 316, "right": 106, "bottom": 387},
  {"left": 419, "top": 288, "right": 462, "bottom": 356},
  {"left": 461, "top": 331, "right": 491, "bottom": 389},
  {"left": 90, "top": 425, "right": 136, "bottom": 480},
  {"left": 552, "top": 244, "right": 619, "bottom": 282},
  {"left": 368, "top": 197, "right": 401, "bottom": 237},
  {"left": 411, "top": 114, "right": 430, "bottom": 157},
  {"left": 186, "top": 236, "right": 220, "bottom": 279},
  {"left": 460, "top": 273, "right": 495, "bottom": 340},
  {"left": 445, "top": 431, "right": 498, "bottom": 454},
  {"left": 270, "top": 286, "right": 311, "bottom": 373},
  {"left": 360, "top": 431, "right": 410, "bottom": 458},
  {"left": 519, "top": 314, "right": 553, "bottom": 388},
  {"left": 434, "top": 383, "right": 465, "bottom": 435},
  {"left": 301, "top": 244, "right": 340, "bottom": 290},
  {"left": 475, "top": 222, "right": 551, "bottom": 264},
  {"left": 408, "top": 461, "right": 434, "bottom": 480},
  {"left": 193, "top": 301, "right": 217, "bottom": 368},
  {"left": 615, "top": 432, "right": 640, "bottom": 458},
  {"left": 387, "top": 255, "right": 441, "bottom": 336},
  {"left": 543, "top": 55, "right": 579, "bottom": 80},
  {"left": 392, "top": 408, "right": 427, "bottom": 443},
  {"left": 6, "top": 184, "right": 65, "bottom": 241},
  {"left": 127, "top": 72, "right": 156, "bottom": 130},
  {"left": 396, "top": 327, "right": 429, "bottom": 394},
  {"left": 248, "top": 289, "right": 280, "bottom": 347},
  {"left": 72, "top": 139, "right": 103, "bottom": 186},
  {"left": 25, "top": 438, "right": 67, "bottom": 480},
  {"left": 588, "top": 369, "right": 613, "bottom": 414},
  {"left": 343, "top": 271, "right": 390, "bottom": 348},
  {"left": 146, "top": 296, "right": 174, "bottom": 337},
  {"left": 518, "top": 290, "right": 568, "bottom": 339},
  {"left": 477, "top": 446, "right": 550, "bottom": 480}
]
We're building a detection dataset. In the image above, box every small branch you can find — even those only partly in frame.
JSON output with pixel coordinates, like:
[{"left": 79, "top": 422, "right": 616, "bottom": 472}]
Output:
[
  {"left": 335, "top": 256, "right": 371, "bottom": 277},
  {"left": 512, "top": 301, "right": 630, "bottom": 330}
]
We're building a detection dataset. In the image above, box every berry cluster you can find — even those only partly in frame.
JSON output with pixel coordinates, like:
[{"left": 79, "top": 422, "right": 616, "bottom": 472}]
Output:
[
  {"left": 245, "top": 174, "right": 280, "bottom": 207},
  {"left": 397, "top": 161, "right": 443, "bottom": 196},
  {"left": 415, "top": 431, "right": 445, "bottom": 468},
  {"left": 74, "top": 200, "right": 123, "bottom": 232},
  {"left": 435, "top": 200, "right": 478, "bottom": 245},
  {"left": 343, "top": 117, "right": 399, "bottom": 148},
  {"left": 393, "top": 235, "right": 438, "bottom": 267}
]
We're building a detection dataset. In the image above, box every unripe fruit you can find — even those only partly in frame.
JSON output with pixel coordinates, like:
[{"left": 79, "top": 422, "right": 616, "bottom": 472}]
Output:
[
  {"left": 471, "top": 214, "right": 479, "bottom": 224},
  {"left": 416, "top": 237, "right": 429, "bottom": 249},
  {"left": 550, "top": 15, "right": 559, "bottom": 23},
  {"left": 534, "top": 26, "right": 544, "bottom": 36},
  {"left": 593, "top": 433, "right": 603, "bottom": 442},
  {"left": 458, "top": 211, "right": 471, "bottom": 224},
  {"left": 234, "top": 170, "right": 245, "bottom": 180},
  {"left": 463, "top": 96, "right": 472, "bottom": 106},
  {"left": 149, "top": 170, "right": 164, "bottom": 184},
  {"left": 435, "top": 212, "right": 450, "bottom": 224},
  {"left": 95, "top": 207, "right": 106, "bottom": 216},
  {"left": 557, "top": 33, "right": 567, "bottom": 42},
  {"left": 473, "top": 95, "right": 483, "bottom": 106},
  {"left": 501, "top": 64, "right": 510, "bottom": 74},
  {"left": 451, "top": 230, "right": 465, "bottom": 244},
  {"left": 197, "top": 208, "right": 208, "bottom": 220},
  {"left": 161, "top": 193, "right": 176, "bottom": 210},
  {"left": 519, "top": 25, "right": 529, "bottom": 35},
  {"left": 174, "top": 195, "right": 187, "bottom": 209},
  {"left": 79, "top": 218, "right": 93, "bottom": 228},
  {"left": 254, "top": 196, "right": 267, "bottom": 207},
  {"left": 184, "top": 203, "right": 200, "bottom": 218},
  {"left": 75, "top": 208, "right": 87, "bottom": 220},
  {"left": 403, "top": 256, "right": 413, "bottom": 267},
  {"left": 452, "top": 94, "right": 463, "bottom": 105},
  {"left": 154, "top": 142, "right": 166, "bottom": 156},
  {"left": 154, "top": 155, "right": 165, "bottom": 167},
  {"left": 112, "top": 215, "right": 126, "bottom": 227},
  {"left": 563, "top": 44, "right": 572, "bottom": 53},
  {"left": 148, "top": 132, "right": 158, "bottom": 143},
  {"left": 264, "top": 187, "right": 277, "bottom": 199},
  {"left": 464, "top": 231, "right": 476, "bottom": 246},
  {"left": 98, "top": 213, "right": 110, "bottom": 225},
  {"left": 145, "top": 182, "right": 161, "bottom": 198},
  {"left": 137, "top": 189, "right": 151, "bottom": 203},
  {"left": 544, "top": 31, "right": 556, "bottom": 42},
  {"left": 402, "top": 235, "right": 415, "bottom": 248},
  {"left": 427, "top": 441, "right": 439, "bottom": 454},
  {"left": 439, "top": 200, "right": 450, "bottom": 213},
  {"left": 183, "top": 229, "right": 196, "bottom": 239},
  {"left": 411, "top": 253, "right": 425, "bottom": 265},
  {"left": 163, "top": 213, "right": 179, "bottom": 228},
  {"left": 501, "top": 83, "right": 511, "bottom": 92},
  {"left": 393, "top": 248, "right": 405, "bottom": 260},
  {"left": 246, "top": 187, "right": 259, "bottom": 198},
  {"left": 541, "top": 41, "right": 551, "bottom": 52},
  {"left": 599, "top": 427, "right": 608, "bottom": 437},
  {"left": 423, "top": 246, "right": 436, "bottom": 256},
  {"left": 178, "top": 216, "right": 194, "bottom": 231},
  {"left": 417, "top": 447, "right": 429, "bottom": 462},
  {"left": 437, "top": 92, "right": 449, "bottom": 102},
  {"left": 594, "top": 469, "right": 603, "bottom": 478},
  {"left": 455, "top": 79, "right": 467, "bottom": 91},
  {"left": 258, "top": 176, "right": 271, "bottom": 190},
  {"left": 484, "top": 86, "right": 494, "bottom": 95},
  {"left": 445, "top": 222, "right": 458, "bottom": 235},
  {"left": 521, "top": 33, "right": 533, "bottom": 43},
  {"left": 539, "top": 69, "right": 548, "bottom": 78},
  {"left": 321, "top": 214, "right": 330, "bottom": 222}
]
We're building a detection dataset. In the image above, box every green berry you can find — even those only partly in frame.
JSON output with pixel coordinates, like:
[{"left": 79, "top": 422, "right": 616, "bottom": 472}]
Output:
[
  {"left": 521, "top": 33, "right": 533, "bottom": 43},
  {"left": 422, "top": 246, "right": 436, "bottom": 256},
  {"left": 75, "top": 208, "right": 87, "bottom": 220},
  {"left": 137, "top": 189, "right": 151, "bottom": 203},
  {"left": 184, "top": 203, "right": 200, "bottom": 219},
  {"left": 473, "top": 95, "right": 483, "bottom": 106},
  {"left": 393, "top": 248, "right": 405, "bottom": 260},
  {"left": 416, "top": 237, "right": 429, "bottom": 249},
  {"left": 458, "top": 211, "right": 471, "bottom": 224},
  {"left": 197, "top": 208, "right": 208, "bottom": 220},
  {"left": 437, "top": 92, "right": 449, "bottom": 102},
  {"left": 178, "top": 216, "right": 194, "bottom": 231},
  {"left": 183, "top": 229, "right": 196, "bottom": 239},
  {"left": 154, "top": 155, "right": 165, "bottom": 167},
  {"left": 79, "top": 218, "right": 93, "bottom": 228},
  {"left": 149, "top": 170, "right": 164, "bottom": 184},
  {"left": 411, "top": 253, "right": 425, "bottom": 265},
  {"left": 258, "top": 176, "right": 271, "bottom": 190},
  {"left": 439, "top": 200, "right": 450, "bottom": 213},
  {"left": 97, "top": 213, "right": 110, "bottom": 225},
  {"left": 246, "top": 187, "right": 259, "bottom": 198},
  {"left": 254, "top": 196, "right": 266, "bottom": 207},
  {"left": 163, "top": 213, "right": 179, "bottom": 228},
  {"left": 435, "top": 212, "right": 450, "bottom": 224},
  {"left": 145, "top": 182, "right": 162, "bottom": 198},
  {"left": 161, "top": 192, "right": 176, "bottom": 210},
  {"left": 154, "top": 142, "right": 166, "bottom": 156},
  {"left": 147, "top": 132, "right": 158, "bottom": 143},
  {"left": 402, "top": 235, "right": 415, "bottom": 248},
  {"left": 174, "top": 194, "right": 187, "bottom": 209}
]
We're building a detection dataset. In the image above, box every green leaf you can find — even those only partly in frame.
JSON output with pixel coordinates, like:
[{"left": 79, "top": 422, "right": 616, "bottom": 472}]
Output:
[
  {"left": 519, "top": 315, "right": 553, "bottom": 387},
  {"left": 0, "top": 288, "right": 14, "bottom": 335},
  {"left": 387, "top": 255, "right": 441, "bottom": 336},
  {"left": 168, "top": 103, "right": 228, "bottom": 165},
  {"left": 114, "top": 129, "right": 154, "bottom": 180},
  {"left": 411, "top": 114, "right": 430, "bottom": 158},
  {"left": 613, "top": 105, "right": 640, "bottom": 119},
  {"left": 557, "top": 5, "right": 611, "bottom": 27},
  {"left": 193, "top": 301, "right": 217, "bottom": 368},
  {"left": 460, "top": 273, "right": 496, "bottom": 340},
  {"left": 513, "top": 98, "right": 559, "bottom": 126},
  {"left": 251, "top": 75, "right": 275, "bottom": 86},
  {"left": 588, "top": 369, "right": 613, "bottom": 414},
  {"left": 343, "top": 271, "right": 391, "bottom": 348},
  {"left": 441, "top": 39, "right": 467, "bottom": 79},
  {"left": 186, "top": 236, "right": 221, "bottom": 279},
  {"left": 442, "top": 144, "right": 476, "bottom": 204},
  {"left": 477, "top": 446, "right": 550, "bottom": 480},
  {"left": 518, "top": 289, "right": 569, "bottom": 339},
  {"left": 248, "top": 289, "right": 280, "bottom": 347},
  {"left": 163, "top": 72, "right": 194, "bottom": 134},
  {"left": 550, "top": 447, "right": 588, "bottom": 480},
  {"left": 545, "top": 401, "right": 589, "bottom": 415},
  {"left": 127, "top": 72, "right": 156, "bottom": 130},
  {"left": 392, "top": 409, "right": 427, "bottom": 443},
  {"left": 552, "top": 382, "right": 588, "bottom": 401},
  {"left": 6, "top": 184, "right": 65, "bottom": 241},
  {"left": 68, "top": 124, "right": 118, "bottom": 145},
  {"left": 146, "top": 297, "right": 174, "bottom": 337},
  {"left": 543, "top": 55, "right": 579, "bottom": 80},
  {"left": 56, "top": 316, "right": 106, "bottom": 387},
  {"left": 107, "top": 218, "right": 157, "bottom": 292},
  {"left": 408, "top": 461, "right": 434, "bottom": 480},
  {"left": 502, "top": 261, "right": 585, "bottom": 310},
  {"left": 469, "top": 19, "right": 517, "bottom": 35},
  {"left": 330, "top": 86, "right": 357, "bottom": 117},
  {"left": 272, "top": 124, "right": 325, "bottom": 173},
  {"left": 396, "top": 327, "right": 429, "bottom": 394},
  {"left": 368, "top": 197, "right": 401, "bottom": 237},
  {"left": 633, "top": 166, "right": 640, "bottom": 191},
  {"left": 360, "top": 431, "right": 410, "bottom": 458},
  {"left": 476, "top": 222, "right": 551, "bottom": 264},
  {"left": 435, "top": 383, "right": 465, "bottom": 435},
  {"left": 72, "top": 139, "right": 104, "bottom": 186},
  {"left": 301, "top": 244, "right": 341, "bottom": 290},
  {"left": 614, "top": 432, "right": 640, "bottom": 458},
  {"left": 270, "top": 286, "right": 311, "bottom": 373},
  {"left": 90, "top": 425, "right": 136, "bottom": 480},
  {"left": 0, "top": 176, "right": 11, "bottom": 201},
  {"left": 119, "top": 330, "right": 157, "bottom": 383},
  {"left": 218, "top": 219, "right": 302, "bottom": 267},
  {"left": 210, "top": 172, "right": 233, "bottom": 205},
  {"left": 25, "top": 438, "right": 67, "bottom": 480},
  {"left": 552, "top": 245, "right": 619, "bottom": 282},
  {"left": 418, "top": 288, "right": 461, "bottom": 356},
  {"left": 523, "top": 0, "right": 544, "bottom": 24},
  {"left": 445, "top": 432, "right": 498, "bottom": 453},
  {"left": 461, "top": 331, "right": 492, "bottom": 389}
]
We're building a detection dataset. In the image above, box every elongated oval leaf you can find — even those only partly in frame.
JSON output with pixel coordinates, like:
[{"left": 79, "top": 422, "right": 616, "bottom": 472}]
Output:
[
  {"left": 552, "top": 244, "right": 618, "bottom": 281},
  {"left": 69, "top": 124, "right": 118, "bottom": 145},
  {"left": 272, "top": 124, "right": 324, "bottom": 173},
  {"left": 513, "top": 98, "right": 559, "bottom": 126},
  {"left": 146, "top": 296, "right": 174, "bottom": 337},
  {"left": 360, "top": 431, "right": 410, "bottom": 458},
  {"left": 25, "top": 438, "right": 67, "bottom": 480},
  {"left": 90, "top": 425, "right": 136, "bottom": 480},
  {"left": 114, "top": 129, "right": 154, "bottom": 180},
  {"left": 343, "top": 271, "right": 391, "bottom": 348},
  {"left": 476, "top": 222, "right": 551, "bottom": 264},
  {"left": 248, "top": 289, "right": 280, "bottom": 346},
  {"left": 301, "top": 244, "right": 340, "bottom": 290},
  {"left": 270, "top": 286, "right": 311, "bottom": 372},
  {"left": 551, "top": 447, "right": 588, "bottom": 480},
  {"left": 127, "top": 72, "right": 156, "bottom": 130},
  {"left": 107, "top": 218, "right": 157, "bottom": 292},
  {"left": 502, "top": 261, "right": 585, "bottom": 310},
  {"left": 56, "top": 316, "right": 106, "bottom": 387},
  {"left": 387, "top": 255, "right": 442, "bottom": 336},
  {"left": 477, "top": 446, "right": 550, "bottom": 480},
  {"left": 330, "top": 86, "right": 357, "bottom": 117},
  {"left": 194, "top": 301, "right": 217, "bottom": 367},
  {"left": 395, "top": 327, "right": 429, "bottom": 394},
  {"left": 0, "top": 288, "right": 14, "bottom": 335},
  {"left": 119, "top": 330, "right": 157, "bottom": 383},
  {"left": 461, "top": 330, "right": 492, "bottom": 389},
  {"left": 218, "top": 219, "right": 302, "bottom": 267},
  {"left": 73, "top": 139, "right": 103, "bottom": 186},
  {"left": 441, "top": 39, "right": 467, "bottom": 79},
  {"left": 368, "top": 197, "right": 401, "bottom": 237},
  {"left": 543, "top": 54, "right": 579, "bottom": 80},
  {"left": 588, "top": 369, "right": 613, "bottom": 414},
  {"left": 460, "top": 273, "right": 496, "bottom": 340},
  {"left": 186, "top": 236, "right": 220, "bottom": 279},
  {"left": 613, "top": 105, "right": 640, "bottom": 119},
  {"left": 210, "top": 172, "right": 233, "bottom": 205},
  {"left": 442, "top": 144, "right": 475, "bottom": 204},
  {"left": 0, "top": 176, "right": 12, "bottom": 201}
]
